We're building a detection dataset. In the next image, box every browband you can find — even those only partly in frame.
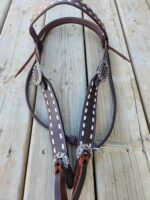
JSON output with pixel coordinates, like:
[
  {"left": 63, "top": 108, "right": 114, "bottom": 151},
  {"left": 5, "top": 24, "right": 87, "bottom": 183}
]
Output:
[{"left": 15, "top": 0, "right": 130, "bottom": 199}]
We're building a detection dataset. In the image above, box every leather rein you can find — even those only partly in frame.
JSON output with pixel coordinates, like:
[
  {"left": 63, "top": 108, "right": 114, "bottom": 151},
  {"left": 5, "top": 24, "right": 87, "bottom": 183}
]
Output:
[{"left": 15, "top": 0, "right": 130, "bottom": 199}]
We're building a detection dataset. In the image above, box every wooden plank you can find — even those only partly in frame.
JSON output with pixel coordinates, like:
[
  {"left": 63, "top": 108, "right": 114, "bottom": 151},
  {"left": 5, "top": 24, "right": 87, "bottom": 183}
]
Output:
[
  {"left": 84, "top": 0, "right": 150, "bottom": 199},
  {"left": 95, "top": 146, "right": 150, "bottom": 200},
  {"left": 0, "top": 0, "right": 12, "bottom": 32},
  {"left": 23, "top": 4, "right": 95, "bottom": 200},
  {"left": 0, "top": 0, "right": 44, "bottom": 199},
  {"left": 115, "top": 0, "right": 150, "bottom": 127}
]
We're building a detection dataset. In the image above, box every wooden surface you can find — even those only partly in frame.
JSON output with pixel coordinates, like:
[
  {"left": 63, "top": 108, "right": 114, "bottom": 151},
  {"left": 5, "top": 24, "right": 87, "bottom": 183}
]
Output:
[{"left": 0, "top": 0, "right": 150, "bottom": 199}]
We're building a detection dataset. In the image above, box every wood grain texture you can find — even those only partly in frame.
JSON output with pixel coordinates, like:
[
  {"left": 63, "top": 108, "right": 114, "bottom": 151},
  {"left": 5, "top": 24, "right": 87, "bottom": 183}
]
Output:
[
  {"left": 115, "top": 0, "right": 150, "bottom": 128},
  {"left": 95, "top": 146, "right": 150, "bottom": 200},
  {"left": 0, "top": 0, "right": 150, "bottom": 199},
  {"left": 23, "top": 4, "right": 95, "bottom": 200},
  {"left": 0, "top": 0, "right": 43, "bottom": 199},
  {"left": 0, "top": 0, "right": 12, "bottom": 32},
  {"left": 84, "top": 0, "right": 150, "bottom": 199}
]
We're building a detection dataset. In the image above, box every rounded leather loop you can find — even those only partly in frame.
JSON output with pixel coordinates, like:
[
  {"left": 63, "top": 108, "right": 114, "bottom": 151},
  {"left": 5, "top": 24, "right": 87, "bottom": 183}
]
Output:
[
  {"left": 25, "top": 17, "right": 116, "bottom": 148},
  {"left": 29, "top": 0, "right": 108, "bottom": 49}
]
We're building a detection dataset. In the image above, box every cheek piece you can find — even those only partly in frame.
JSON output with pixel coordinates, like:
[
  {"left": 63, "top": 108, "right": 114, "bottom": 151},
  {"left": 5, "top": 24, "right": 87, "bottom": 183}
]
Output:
[{"left": 15, "top": 1, "right": 130, "bottom": 200}]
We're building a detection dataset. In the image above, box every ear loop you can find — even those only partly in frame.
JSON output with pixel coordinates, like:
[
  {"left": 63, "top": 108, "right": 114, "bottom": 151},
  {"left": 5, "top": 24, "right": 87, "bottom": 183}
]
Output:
[
  {"left": 25, "top": 17, "right": 109, "bottom": 146},
  {"left": 29, "top": 0, "right": 107, "bottom": 50}
]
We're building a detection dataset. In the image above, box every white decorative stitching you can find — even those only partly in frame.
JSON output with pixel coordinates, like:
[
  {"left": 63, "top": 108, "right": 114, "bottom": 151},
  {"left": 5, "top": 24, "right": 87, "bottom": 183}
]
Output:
[
  {"left": 58, "top": 124, "right": 61, "bottom": 129},
  {"left": 53, "top": 100, "right": 55, "bottom": 104},
  {"left": 82, "top": 131, "right": 84, "bottom": 136},
  {"left": 53, "top": 148, "right": 56, "bottom": 153},
  {"left": 55, "top": 108, "right": 57, "bottom": 112},
  {"left": 60, "top": 133, "right": 63, "bottom": 139},
  {"left": 85, "top": 108, "right": 88, "bottom": 113},
  {"left": 50, "top": 131, "right": 53, "bottom": 135},
  {"left": 50, "top": 123, "right": 53, "bottom": 127},
  {"left": 62, "top": 144, "right": 64, "bottom": 149},
  {"left": 46, "top": 101, "right": 49, "bottom": 105},
  {"left": 48, "top": 108, "right": 51, "bottom": 112},
  {"left": 91, "top": 125, "right": 94, "bottom": 130},
  {"left": 88, "top": 94, "right": 90, "bottom": 99},
  {"left": 86, "top": 102, "right": 89, "bottom": 106},
  {"left": 52, "top": 139, "right": 55, "bottom": 144},
  {"left": 84, "top": 116, "right": 87, "bottom": 120},
  {"left": 56, "top": 115, "right": 59, "bottom": 120},
  {"left": 83, "top": 123, "right": 85, "bottom": 128},
  {"left": 90, "top": 134, "right": 93, "bottom": 139},
  {"left": 92, "top": 117, "right": 95, "bottom": 122}
]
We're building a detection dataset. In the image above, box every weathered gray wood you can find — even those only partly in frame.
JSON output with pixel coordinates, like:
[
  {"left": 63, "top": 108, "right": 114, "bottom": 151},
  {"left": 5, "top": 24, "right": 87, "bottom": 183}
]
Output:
[
  {"left": 115, "top": 0, "right": 150, "bottom": 128},
  {"left": 0, "top": 0, "right": 43, "bottom": 199},
  {"left": 95, "top": 146, "right": 150, "bottom": 200},
  {"left": 0, "top": 0, "right": 12, "bottom": 32},
  {"left": 84, "top": 0, "right": 150, "bottom": 199},
  {"left": 23, "top": 4, "right": 95, "bottom": 200},
  {"left": 0, "top": 0, "right": 150, "bottom": 199}
]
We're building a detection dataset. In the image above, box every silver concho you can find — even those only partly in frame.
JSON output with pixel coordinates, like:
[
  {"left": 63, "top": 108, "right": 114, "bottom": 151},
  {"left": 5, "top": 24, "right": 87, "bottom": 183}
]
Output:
[
  {"left": 32, "top": 62, "right": 42, "bottom": 85},
  {"left": 76, "top": 144, "right": 93, "bottom": 159},
  {"left": 97, "top": 59, "right": 110, "bottom": 81},
  {"left": 53, "top": 152, "right": 69, "bottom": 168}
]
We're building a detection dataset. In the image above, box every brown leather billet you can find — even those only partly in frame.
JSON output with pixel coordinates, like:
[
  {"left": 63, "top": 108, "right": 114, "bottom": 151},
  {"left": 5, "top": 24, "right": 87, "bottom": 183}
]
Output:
[{"left": 55, "top": 164, "right": 68, "bottom": 200}]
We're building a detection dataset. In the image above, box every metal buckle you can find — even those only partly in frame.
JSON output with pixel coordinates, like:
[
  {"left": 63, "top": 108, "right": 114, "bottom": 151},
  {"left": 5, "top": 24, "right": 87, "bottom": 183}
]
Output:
[
  {"left": 53, "top": 152, "right": 69, "bottom": 168},
  {"left": 32, "top": 62, "right": 42, "bottom": 85},
  {"left": 76, "top": 144, "right": 93, "bottom": 159},
  {"left": 97, "top": 59, "right": 110, "bottom": 81}
]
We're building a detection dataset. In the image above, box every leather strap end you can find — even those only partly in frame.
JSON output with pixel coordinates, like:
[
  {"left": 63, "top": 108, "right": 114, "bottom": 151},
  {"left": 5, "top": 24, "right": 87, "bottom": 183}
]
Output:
[
  {"left": 55, "top": 164, "right": 68, "bottom": 200},
  {"left": 108, "top": 45, "right": 131, "bottom": 63},
  {"left": 72, "top": 153, "right": 90, "bottom": 200},
  {"left": 14, "top": 51, "right": 35, "bottom": 77}
]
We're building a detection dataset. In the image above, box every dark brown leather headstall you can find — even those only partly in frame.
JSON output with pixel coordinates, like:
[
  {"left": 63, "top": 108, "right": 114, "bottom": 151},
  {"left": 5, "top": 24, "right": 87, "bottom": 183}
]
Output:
[{"left": 15, "top": 0, "right": 130, "bottom": 199}]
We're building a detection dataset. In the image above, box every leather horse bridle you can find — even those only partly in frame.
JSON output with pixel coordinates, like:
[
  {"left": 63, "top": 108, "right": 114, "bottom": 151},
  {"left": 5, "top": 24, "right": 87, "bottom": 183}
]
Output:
[{"left": 15, "top": 0, "right": 130, "bottom": 199}]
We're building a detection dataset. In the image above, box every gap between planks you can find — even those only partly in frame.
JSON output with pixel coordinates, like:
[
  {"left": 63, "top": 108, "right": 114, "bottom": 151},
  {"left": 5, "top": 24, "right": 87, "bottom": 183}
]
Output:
[
  {"left": 0, "top": 0, "right": 12, "bottom": 33},
  {"left": 114, "top": 0, "right": 150, "bottom": 171}
]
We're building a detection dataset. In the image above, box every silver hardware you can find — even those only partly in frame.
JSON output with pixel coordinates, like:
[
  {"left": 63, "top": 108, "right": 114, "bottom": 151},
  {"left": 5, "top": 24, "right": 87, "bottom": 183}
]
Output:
[
  {"left": 32, "top": 62, "right": 42, "bottom": 85},
  {"left": 97, "top": 59, "right": 110, "bottom": 81},
  {"left": 53, "top": 152, "right": 69, "bottom": 168},
  {"left": 93, "top": 146, "right": 104, "bottom": 152},
  {"left": 76, "top": 143, "right": 93, "bottom": 159}
]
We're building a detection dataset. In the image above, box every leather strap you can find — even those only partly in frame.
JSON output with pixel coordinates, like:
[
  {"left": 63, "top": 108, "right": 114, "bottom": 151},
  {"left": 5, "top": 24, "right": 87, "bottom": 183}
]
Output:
[{"left": 55, "top": 164, "right": 68, "bottom": 200}]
